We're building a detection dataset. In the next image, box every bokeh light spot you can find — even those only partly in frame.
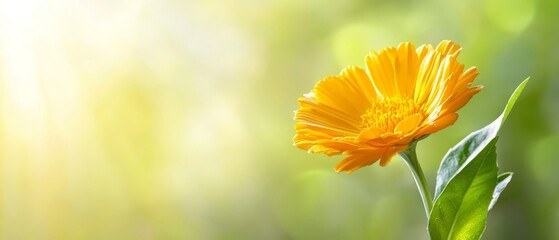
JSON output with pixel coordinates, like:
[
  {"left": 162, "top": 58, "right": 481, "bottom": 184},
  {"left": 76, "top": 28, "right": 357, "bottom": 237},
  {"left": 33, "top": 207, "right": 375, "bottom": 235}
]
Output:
[
  {"left": 485, "top": 0, "right": 536, "bottom": 33},
  {"left": 528, "top": 134, "right": 559, "bottom": 187},
  {"left": 330, "top": 23, "right": 398, "bottom": 67}
]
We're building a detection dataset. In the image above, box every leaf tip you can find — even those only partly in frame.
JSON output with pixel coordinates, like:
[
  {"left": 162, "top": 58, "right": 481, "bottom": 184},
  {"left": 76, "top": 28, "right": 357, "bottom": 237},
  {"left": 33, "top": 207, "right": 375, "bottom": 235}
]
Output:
[{"left": 501, "top": 77, "right": 530, "bottom": 125}]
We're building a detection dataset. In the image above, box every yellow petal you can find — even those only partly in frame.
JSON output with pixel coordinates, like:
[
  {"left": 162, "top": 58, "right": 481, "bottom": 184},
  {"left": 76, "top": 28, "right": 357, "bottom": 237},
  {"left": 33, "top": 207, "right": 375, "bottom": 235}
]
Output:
[
  {"left": 394, "top": 42, "right": 419, "bottom": 97},
  {"left": 339, "top": 65, "right": 377, "bottom": 104},
  {"left": 296, "top": 96, "right": 361, "bottom": 133},
  {"left": 435, "top": 40, "right": 462, "bottom": 56},
  {"left": 313, "top": 76, "right": 369, "bottom": 117},
  {"left": 366, "top": 47, "right": 398, "bottom": 97},
  {"left": 414, "top": 51, "right": 443, "bottom": 105},
  {"left": 416, "top": 44, "right": 434, "bottom": 60}
]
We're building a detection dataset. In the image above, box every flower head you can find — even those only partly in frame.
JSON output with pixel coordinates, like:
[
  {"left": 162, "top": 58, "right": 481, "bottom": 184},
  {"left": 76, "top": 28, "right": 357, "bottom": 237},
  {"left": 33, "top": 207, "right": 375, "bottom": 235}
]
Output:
[{"left": 293, "top": 40, "right": 482, "bottom": 173}]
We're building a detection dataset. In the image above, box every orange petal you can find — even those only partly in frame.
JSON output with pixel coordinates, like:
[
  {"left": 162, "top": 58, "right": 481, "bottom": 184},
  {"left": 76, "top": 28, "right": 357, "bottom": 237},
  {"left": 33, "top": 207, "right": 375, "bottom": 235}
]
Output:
[
  {"left": 318, "top": 139, "right": 365, "bottom": 153},
  {"left": 440, "top": 86, "right": 483, "bottom": 116},
  {"left": 416, "top": 113, "right": 458, "bottom": 136},
  {"left": 379, "top": 146, "right": 407, "bottom": 166},
  {"left": 334, "top": 150, "right": 385, "bottom": 173},
  {"left": 307, "top": 145, "right": 341, "bottom": 156},
  {"left": 455, "top": 67, "right": 479, "bottom": 90},
  {"left": 358, "top": 126, "right": 383, "bottom": 140},
  {"left": 394, "top": 114, "right": 423, "bottom": 134}
]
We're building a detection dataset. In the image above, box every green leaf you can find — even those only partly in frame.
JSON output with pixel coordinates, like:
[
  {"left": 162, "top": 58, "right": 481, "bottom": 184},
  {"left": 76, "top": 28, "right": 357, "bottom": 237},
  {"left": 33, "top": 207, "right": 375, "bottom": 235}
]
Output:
[
  {"left": 428, "top": 138, "right": 498, "bottom": 240},
  {"left": 429, "top": 78, "right": 528, "bottom": 240},
  {"left": 434, "top": 77, "right": 529, "bottom": 199},
  {"left": 501, "top": 78, "right": 529, "bottom": 125},
  {"left": 489, "top": 172, "right": 513, "bottom": 211},
  {"left": 433, "top": 119, "right": 500, "bottom": 199}
]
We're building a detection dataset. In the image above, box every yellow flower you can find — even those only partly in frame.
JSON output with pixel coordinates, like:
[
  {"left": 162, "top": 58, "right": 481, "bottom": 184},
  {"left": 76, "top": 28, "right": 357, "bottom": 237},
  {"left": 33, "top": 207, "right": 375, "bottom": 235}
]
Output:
[{"left": 293, "top": 40, "right": 482, "bottom": 173}]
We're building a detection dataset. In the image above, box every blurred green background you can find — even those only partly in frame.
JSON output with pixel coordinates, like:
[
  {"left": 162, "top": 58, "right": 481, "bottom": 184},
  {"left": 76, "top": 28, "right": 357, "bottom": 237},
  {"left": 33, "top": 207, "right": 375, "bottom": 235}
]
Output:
[{"left": 0, "top": 0, "right": 558, "bottom": 239}]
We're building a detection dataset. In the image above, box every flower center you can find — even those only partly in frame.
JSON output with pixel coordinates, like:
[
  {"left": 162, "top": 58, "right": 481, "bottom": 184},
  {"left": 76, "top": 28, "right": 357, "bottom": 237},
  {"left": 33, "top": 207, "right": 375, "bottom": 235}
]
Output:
[{"left": 360, "top": 96, "right": 426, "bottom": 132}]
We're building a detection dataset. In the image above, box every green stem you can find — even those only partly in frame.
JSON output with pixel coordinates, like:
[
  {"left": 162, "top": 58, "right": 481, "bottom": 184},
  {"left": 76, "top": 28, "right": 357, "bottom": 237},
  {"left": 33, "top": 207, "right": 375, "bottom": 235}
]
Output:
[{"left": 398, "top": 142, "right": 433, "bottom": 218}]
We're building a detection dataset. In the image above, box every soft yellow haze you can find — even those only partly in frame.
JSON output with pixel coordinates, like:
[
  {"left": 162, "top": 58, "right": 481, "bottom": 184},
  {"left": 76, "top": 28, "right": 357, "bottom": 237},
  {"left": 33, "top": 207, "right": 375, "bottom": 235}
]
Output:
[{"left": 0, "top": 0, "right": 557, "bottom": 239}]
